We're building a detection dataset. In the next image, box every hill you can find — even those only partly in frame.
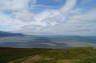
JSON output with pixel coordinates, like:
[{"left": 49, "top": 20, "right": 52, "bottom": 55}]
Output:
[
  {"left": 0, "top": 31, "right": 24, "bottom": 37},
  {"left": 0, "top": 47, "right": 96, "bottom": 63}
]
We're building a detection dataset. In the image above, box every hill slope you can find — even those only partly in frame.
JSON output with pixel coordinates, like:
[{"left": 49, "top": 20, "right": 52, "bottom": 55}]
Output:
[
  {"left": 0, "top": 47, "right": 96, "bottom": 63},
  {"left": 0, "top": 31, "right": 24, "bottom": 37}
]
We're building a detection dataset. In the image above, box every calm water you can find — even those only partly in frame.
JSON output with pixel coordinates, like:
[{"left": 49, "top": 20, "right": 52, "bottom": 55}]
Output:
[{"left": 0, "top": 36, "right": 96, "bottom": 48}]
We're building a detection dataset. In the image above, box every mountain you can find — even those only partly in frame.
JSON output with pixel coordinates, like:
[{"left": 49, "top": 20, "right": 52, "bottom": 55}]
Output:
[{"left": 0, "top": 31, "right": 24, "bottom": 37}]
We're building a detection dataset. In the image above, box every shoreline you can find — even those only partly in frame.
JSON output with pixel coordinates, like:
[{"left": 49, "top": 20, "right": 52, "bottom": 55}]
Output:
[{"left": 0, "top": 42, "right": 95, "bottom": 49}]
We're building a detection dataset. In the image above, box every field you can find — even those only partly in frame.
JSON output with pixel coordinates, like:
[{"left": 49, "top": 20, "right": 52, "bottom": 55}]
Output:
[{"left": 0, "top": 47, "right": 96, "bottom": 63}]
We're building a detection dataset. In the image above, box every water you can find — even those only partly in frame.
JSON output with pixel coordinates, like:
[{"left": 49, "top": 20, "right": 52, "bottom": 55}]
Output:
[{"left": 0, "top": 36, "right": 96, "bottom": 48}]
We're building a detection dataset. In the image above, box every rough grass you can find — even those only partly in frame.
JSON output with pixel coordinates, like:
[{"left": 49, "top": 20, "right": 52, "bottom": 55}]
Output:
[{"left": 0, "top": 47, "right": 96, "bottom": 63}]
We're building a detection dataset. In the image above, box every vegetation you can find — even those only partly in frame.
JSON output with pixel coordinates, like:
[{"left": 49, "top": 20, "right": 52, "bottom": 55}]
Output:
[{"left": 0, "top": 47, "right": 96, "bottom": 63}]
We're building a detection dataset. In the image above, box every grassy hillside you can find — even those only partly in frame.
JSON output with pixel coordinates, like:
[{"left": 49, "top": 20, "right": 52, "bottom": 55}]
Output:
[{"left": 0, "top": 47, "right": 96, "bottom": 63}]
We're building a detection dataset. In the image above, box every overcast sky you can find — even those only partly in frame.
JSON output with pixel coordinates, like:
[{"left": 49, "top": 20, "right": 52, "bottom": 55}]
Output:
[{"left": 0, "top": 0, "right": 96, "bottom": 36}]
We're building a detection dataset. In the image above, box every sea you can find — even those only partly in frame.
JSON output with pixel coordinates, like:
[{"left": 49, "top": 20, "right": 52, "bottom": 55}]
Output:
[{"left": 0, "top": 36, "right": 96, "bottom": 48}]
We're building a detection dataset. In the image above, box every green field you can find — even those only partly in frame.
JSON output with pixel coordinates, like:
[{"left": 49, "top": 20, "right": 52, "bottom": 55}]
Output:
[{"left": 0, "top": 47, "right": 96, "bottom": 63}]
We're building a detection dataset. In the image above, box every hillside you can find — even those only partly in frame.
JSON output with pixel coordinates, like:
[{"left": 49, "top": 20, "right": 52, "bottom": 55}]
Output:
[
  {"left": 0, "top": 31, "right": 24, "bottom": 37},
  {"left": 0, "top": 47, "right": 96, "bottom": 63}
]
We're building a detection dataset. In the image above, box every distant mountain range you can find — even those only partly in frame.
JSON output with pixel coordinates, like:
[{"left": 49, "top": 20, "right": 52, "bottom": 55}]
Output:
[{"left": 0, "top": 31, "right": 24, "bottom": 37}]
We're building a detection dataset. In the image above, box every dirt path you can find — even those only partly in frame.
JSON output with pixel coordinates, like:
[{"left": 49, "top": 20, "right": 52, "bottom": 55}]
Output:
[
  {"left": 7, "top": 55, "right": 82, "bottom": 63},
  {"left": 8, "top": 55, "right": 42, "bottom": 63},
  {"left": 21, "top": 55, "right": 42, "bottom": 63}
]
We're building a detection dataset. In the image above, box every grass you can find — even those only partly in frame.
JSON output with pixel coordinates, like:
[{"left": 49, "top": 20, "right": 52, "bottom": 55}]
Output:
[{"left": 0, "top": 47, "right": 96, "bottom": 63}]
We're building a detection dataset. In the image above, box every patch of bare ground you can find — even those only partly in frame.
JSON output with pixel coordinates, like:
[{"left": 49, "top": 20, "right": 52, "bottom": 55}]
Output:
[
  {"left": 8, "top": 55, "right": 53, "bottom": 63},
  {"left": 7, "top": 57, "right": 27, "bottom": 63},
  {"left": 7, "top": 55, "right": 41, "bottom": 63},
  {"left": 21, "top": 55, "right": 42, "bottom": 63}
]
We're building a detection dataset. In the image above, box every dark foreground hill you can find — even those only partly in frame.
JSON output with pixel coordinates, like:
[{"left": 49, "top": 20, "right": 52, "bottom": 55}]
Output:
[{"left": 0, "top": 47, "right": 96, "bottom": 63}]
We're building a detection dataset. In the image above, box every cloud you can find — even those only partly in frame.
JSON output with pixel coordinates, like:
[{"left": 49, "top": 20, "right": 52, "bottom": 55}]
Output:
[
  {"left": 0, "top": 12, "right": 26, "bottom": 31},
  {"left": 0, "top": 0, "right": 36, "bottom": 11},
  {"left": 0, "top": 0, "right": 37, "bottom": 31},
  {"left": 0, "top": 0, "right": 96, "bottom": 36},
  {"left": 45, "top": 9, "right": 96, "bottom": 36},
  {"left": 60, "top": 0, "right": 77, "bottom": 13}
]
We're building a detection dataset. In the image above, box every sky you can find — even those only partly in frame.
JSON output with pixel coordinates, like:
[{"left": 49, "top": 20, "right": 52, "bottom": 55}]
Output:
[{"left": 0, "top": 0, "right": 96, "bottom": 36}]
